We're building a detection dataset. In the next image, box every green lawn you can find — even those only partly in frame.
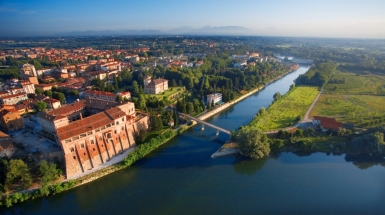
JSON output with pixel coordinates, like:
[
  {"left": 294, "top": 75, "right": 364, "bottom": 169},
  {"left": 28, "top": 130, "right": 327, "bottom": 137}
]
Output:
[
  {"left": 310, "top": 94, "right": 385, "bottom": 127},
  {"left": 144, "top": 87, "right": 185, "bottom": 101},
  {"left": 249, "top": 86, "right": 319, "bottom": 131},
  {"left": 325, "top": 72, "right": 385, "bottom": 95}
]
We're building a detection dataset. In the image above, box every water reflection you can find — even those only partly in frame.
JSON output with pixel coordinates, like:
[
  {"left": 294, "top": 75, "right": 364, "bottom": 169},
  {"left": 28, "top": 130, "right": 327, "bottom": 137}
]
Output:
[
  {"left": 233, "top": 156, "right": 268, "bottom": 175},
  {"left": 345, "top": 154, "right": 385, "bottom": 170}
]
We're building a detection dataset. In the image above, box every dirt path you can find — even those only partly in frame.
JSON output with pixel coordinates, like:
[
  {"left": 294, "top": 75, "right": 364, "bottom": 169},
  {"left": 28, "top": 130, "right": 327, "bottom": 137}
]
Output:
[{"left": 301, "top": 90, "right": 323, "bottom": 122}]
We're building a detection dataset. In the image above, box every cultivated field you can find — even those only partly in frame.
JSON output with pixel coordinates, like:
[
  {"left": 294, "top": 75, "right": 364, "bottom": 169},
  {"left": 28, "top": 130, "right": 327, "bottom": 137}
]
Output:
[
  {"left": 250, "top": 86, "right": 319, "bottom": 131},
  {"left": 324, "top": 72, "right": 385, "bottom": 95},
  {"left": 310, "top": 94, "right": 385, "bottom": 127}
]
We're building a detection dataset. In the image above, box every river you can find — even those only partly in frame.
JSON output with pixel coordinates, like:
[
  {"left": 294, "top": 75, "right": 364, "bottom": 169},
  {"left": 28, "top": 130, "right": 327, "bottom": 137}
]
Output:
[{"left": 3, "top": 66, "right": 385, "bottom": 215}]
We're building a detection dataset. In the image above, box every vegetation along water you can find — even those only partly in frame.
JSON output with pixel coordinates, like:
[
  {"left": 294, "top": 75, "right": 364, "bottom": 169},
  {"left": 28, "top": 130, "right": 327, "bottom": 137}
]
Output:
[{"left": 2, "top": 66, "right": 385, "bottom": 215}]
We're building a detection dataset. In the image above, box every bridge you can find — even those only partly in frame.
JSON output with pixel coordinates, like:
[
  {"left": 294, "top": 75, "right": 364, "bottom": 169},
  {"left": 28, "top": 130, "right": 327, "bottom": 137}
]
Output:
[{"left": 178, "top": 112, "right": 231, "bottom": 136}]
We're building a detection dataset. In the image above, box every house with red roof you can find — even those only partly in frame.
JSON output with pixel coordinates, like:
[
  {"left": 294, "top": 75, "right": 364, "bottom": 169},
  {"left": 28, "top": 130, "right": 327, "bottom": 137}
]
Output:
[{"left": 312, "top": 116, "right": 343, "bottom": 131}]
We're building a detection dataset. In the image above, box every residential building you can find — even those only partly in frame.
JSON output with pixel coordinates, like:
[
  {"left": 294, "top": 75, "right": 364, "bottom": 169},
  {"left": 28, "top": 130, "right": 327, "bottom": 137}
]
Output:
[
  {"left": 207, "top": 93, "right": 222, "bottom": 105},
  {"left": 117, "top": 91, "right": 131, "bottom": 100},
  {"left": 0, "top": 131, "right": 16, "bottom": 158},
  {"left": 81, "top": 90, "right": 117, "bottom": 101},
  {"left": 312, "top": 116, "right": 343, "bottom": 131},
  {"left": 0, "top": 109, "right": 23, "bottom": 133},
  {"left": 19, "top": 64, "right": 39, "bottom": 85},
  {"left": 0, "top": 93, "right": 28, "bottom": 105},
  {"left": 43, "top": 98, "right": 61, "bottom": 110},
  {"left": 144, "top": 78, "right": 168, "bottom": 94}
]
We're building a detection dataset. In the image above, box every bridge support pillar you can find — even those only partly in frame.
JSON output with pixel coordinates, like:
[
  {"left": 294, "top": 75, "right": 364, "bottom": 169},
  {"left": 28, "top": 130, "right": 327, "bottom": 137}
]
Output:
[
  {"left": 216, "top": 130, "right": 219, "bottom": 136},
  {"left": 201, "top": 124, "right": 205, "bottom": 131}
]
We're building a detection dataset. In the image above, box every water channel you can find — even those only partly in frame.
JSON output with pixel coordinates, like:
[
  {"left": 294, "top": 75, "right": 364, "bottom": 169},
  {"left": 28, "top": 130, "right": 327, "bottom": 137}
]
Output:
[{"left": 3, "top": 66, "right": 385, "bottom": 215}]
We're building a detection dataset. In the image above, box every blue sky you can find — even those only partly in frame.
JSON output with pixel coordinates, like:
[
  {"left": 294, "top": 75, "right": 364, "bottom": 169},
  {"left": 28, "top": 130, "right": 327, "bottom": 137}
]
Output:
[{"left": 1, "top": 0, "right": 385, "bottom": 38}]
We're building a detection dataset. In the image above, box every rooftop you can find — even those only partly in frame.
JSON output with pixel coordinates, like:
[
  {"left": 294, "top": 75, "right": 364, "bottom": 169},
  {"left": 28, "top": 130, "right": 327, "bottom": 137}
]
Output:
[{"left": 56, "top": 106, "right": 126, "bottom": 140}]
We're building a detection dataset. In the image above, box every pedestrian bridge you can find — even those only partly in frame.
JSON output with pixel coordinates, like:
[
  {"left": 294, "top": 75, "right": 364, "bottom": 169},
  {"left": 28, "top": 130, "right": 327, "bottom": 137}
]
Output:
[{"left": 178, "top": 112, "right": 231, "bottom": 136}]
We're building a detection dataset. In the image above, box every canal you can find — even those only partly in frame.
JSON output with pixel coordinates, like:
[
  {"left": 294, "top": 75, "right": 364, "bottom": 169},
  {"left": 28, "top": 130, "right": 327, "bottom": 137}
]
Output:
[{"left": 4, "top": 66, "right": 385, "bottom": 215}]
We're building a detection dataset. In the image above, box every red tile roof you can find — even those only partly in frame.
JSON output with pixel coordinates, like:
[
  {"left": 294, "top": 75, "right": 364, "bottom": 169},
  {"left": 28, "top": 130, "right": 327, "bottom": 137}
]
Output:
[
  {"left": 56, "top": 107, "right": 125, "bottom": 140},
  {"left": 313, "top": 116, "right": 343, "bottom": 131}
]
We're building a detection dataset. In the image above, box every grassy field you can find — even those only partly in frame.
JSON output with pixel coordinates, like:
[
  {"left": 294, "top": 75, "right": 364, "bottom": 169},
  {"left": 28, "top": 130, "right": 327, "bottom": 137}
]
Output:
[
  {"left": 310, "top": 94, "right": 385, "bottom": 127},
  {"left": 249, "top": 86, "right": 319, "bottom": 131},
  {"left": 144, "top": 87, "right": 185, "bottom": 101},
  {"left": 324, "top": 72, "right": 385, "bottom": 95}
]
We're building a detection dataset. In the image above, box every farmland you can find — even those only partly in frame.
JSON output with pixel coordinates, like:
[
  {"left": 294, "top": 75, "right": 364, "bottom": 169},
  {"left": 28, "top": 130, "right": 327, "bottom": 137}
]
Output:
[
  {"left": 324, "top": 72, "right": 385, "bottom": 95},
  {"left": 310, "top": 94, "right": 385, "bottom": 127},
  {"left": 249, "top": 86, "right": 319, "bottom": 131}
]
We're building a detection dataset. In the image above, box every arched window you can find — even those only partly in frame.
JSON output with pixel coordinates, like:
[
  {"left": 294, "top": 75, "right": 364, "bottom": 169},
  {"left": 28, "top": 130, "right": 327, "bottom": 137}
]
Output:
[
  {"left": 70, "top": 147, "right": 75, "bottom": 152},
  {"left": 121, "top": 126, "right": 124, "bottom": 131},
  {"left": 91, "top": 140, "right": 95, "bottom": 144},
  {"left": 81, "top": 144, "right": 85, "bottom": 148},
  {"left": 107, "top": 133, "right": 112, "bottom": 139}
]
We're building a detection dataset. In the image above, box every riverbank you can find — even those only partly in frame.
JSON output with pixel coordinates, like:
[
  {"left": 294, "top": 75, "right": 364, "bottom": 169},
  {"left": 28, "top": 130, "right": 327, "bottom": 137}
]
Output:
[
  {"left": 199, "top": 67, "right": 299, "bottom": 121},
  {"left": 0, "top": 67, "right": 300, "bottom": 207}
]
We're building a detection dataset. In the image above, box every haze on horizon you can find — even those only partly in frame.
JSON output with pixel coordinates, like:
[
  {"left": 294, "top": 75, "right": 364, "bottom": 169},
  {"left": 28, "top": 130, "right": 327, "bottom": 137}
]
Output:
[{"left": 1, "top": 0, "right": 385, "bottom": 38}]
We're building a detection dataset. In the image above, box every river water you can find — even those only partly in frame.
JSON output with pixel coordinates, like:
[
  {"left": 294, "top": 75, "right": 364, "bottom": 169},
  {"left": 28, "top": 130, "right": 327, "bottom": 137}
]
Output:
[{"left": 4, "top": 66, "right": 385, "bottom": 215}]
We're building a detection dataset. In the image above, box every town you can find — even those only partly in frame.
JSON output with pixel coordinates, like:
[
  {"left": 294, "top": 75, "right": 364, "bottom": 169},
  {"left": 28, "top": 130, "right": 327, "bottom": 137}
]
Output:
[{"left": 0, "top": 36, "right": 299, "bottom": 193}]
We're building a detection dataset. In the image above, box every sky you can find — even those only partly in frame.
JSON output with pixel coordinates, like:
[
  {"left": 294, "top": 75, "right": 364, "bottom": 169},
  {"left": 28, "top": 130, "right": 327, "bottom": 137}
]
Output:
[{"left": 1, "top": 0, "right": 385, "bottom": 38}]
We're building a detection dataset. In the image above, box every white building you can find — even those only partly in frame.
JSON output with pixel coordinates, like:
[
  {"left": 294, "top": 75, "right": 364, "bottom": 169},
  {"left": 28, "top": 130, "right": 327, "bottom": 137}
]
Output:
[{"left": 207, "top": 93, "right": 222, "bottom": 105}]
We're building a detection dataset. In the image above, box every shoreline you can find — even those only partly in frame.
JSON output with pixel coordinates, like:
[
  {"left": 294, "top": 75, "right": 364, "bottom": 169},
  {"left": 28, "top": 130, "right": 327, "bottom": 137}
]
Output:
[{"left": 0, "top": 67, "right": 299, "bottom": 207}]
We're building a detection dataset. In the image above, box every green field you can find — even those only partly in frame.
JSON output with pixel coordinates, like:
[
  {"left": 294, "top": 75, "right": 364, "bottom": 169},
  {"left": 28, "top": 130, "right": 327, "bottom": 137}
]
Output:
[
  {"left": 325, "top": 72, "right": 385, "bottom": 95},
  {"left": 310, "top": 94, "right": 385, "bottom": 127},
  {"left": 144, "top": 87, "right": 185, "bottom": 101},
  {"left": 249, "top": 86, "right": 319, "bottom": 131}
]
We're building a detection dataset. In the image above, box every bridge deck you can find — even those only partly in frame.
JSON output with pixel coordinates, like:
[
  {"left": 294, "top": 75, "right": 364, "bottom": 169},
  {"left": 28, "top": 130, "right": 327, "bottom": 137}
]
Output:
[{"left": 178, "top": 113, "right": 231, "bottom": 135}]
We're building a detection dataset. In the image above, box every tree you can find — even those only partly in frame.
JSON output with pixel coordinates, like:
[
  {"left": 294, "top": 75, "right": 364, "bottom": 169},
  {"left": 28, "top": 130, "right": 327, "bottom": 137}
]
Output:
[
  {"left": 35, "top": 87, "right": 43, "bottom": 95},
  {"left": 44, "top": 90, "right": 53, "bottom": 98},
  {"left": 38, "top": 160, "right": 61, "bottom": 196},
  {"left": 137, "top": 94, "right": 146, "bottom": 110},
  {"left": 132, "top": 80, "right": 140, "bottom": 96},
  {"left": 69, "top": 90, "right": 79, "bottom": 96},
  {"left": 35, "top": 101, "right": 47, "bottom": 112},
  {"left": 236, "top": 126, "right": 270, "bottom": 159},
  {"left": 5, "top": 159, "right": 32, "bottom": 190},
  {"left": 186, "top": 102, "right": 194, "bottom": 115},
  {"left": 173, "top": 110, "right": 179, "bottom": 127},
  {"left": 273, "top": 92, "right": 281, "bottom": 101},
  {"left": 161, "top": 110, "right": 173, "bottom": 126},
  {"left": 116, "top": 95, "right": 123, "bottom": 102},
  {"left": 150, "top": 115, "right": 163, "bottom": 132},
  {"left": 258, "top": 107, "right": 266, "bottom": 115},
  {"left": 171, "top": 79, "right": 177, "bottom": 87},
  {"left": 52, "top": 92, "right": 65, "bottom": 104},
  {"left": 137, "top": 128, "right": 148, "bottom": 142}
]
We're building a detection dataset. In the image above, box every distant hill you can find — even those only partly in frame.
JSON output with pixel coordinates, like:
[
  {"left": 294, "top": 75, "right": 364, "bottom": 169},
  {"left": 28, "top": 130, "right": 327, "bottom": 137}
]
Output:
[
  {"left": 168, "top": 26, "right": 251, "bottom": 35},
  {"left": 58, "top": 29, "right": 166, "bottom": 37},
  {"left": 58, "top": 26, "right": 252, "bottom": 37}
]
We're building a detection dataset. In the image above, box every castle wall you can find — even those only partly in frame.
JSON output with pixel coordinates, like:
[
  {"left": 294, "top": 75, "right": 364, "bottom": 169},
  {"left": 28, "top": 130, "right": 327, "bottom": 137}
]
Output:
[{"left": 60, "top": 115, "right": 149, "bottom": 179}]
